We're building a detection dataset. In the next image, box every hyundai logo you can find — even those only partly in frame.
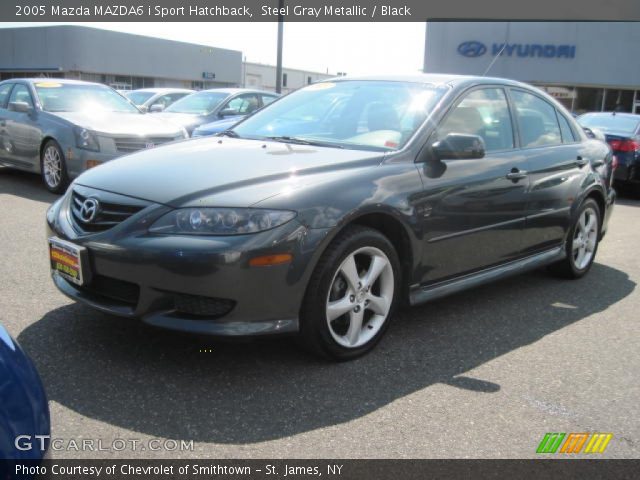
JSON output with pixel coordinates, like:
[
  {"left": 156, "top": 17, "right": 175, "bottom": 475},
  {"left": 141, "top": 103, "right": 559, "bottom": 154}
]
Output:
[
  {"left": 79, "top": 198, "right": 99, "bottom": 223},
  {"left": 457, "top": 41, "right": 487, "bottom": 58}
]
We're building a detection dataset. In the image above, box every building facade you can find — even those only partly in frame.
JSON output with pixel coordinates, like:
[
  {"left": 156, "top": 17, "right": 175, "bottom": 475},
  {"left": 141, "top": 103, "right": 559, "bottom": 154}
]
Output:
[
  {"left": 0, "top": 25, "right": 242, "bottom": 90},
  {"left": 424, "top": 22, "right": 640, "bottom": 114},
  {"left": 242, "top": 62, "right": 333, "bottom": 93}
]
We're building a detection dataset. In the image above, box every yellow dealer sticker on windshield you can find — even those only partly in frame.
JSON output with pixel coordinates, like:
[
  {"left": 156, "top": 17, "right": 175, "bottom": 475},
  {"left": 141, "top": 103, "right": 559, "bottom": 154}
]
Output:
[
  {"left": 35, "top": 82, "right": 62, "bottom": 88},
  {"left": 304, "top": 82, "right": 336, "bottom": 91}
]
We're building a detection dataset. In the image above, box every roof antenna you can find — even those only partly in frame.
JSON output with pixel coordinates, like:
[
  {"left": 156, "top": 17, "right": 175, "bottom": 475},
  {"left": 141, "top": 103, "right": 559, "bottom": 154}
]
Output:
[{"left": 483, "top": 22, "right": 510, "bottom": 76}]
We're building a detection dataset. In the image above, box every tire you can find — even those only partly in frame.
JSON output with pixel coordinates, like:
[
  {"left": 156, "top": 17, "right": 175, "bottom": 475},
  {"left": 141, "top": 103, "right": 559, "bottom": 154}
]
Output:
[
  {"left": 549, "top": 198, "right": 601, "bottom": 279},
  {"left": 299, "top": 225, "right": 401, "bottom": 361},
  {"left": 40, "top": 140, "right": 69, "bottom": 194}
]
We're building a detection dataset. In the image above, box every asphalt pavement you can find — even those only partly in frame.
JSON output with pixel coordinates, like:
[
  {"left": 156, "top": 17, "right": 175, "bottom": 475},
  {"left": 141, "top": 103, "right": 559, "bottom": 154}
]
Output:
[{"left": 1, "top": 167, "right": 638, "bottom": 459}]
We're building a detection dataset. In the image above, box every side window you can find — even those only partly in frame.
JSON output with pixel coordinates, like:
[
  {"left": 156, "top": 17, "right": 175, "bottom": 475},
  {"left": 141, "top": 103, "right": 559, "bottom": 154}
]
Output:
[
  {"left": 9, "top": 84, "right": 34, "bottom": 109},
  {"left": 557, "top": 111, "right": 576, "bottom": 143},
  {"left": 224, "top": 94, "right": 260, "bottom": 115},
  {"left": 261, "top": 95, "right": 277, "bottom": 106},
  {"left": 0, "top": 84, "right": 14, "bottom": 109},
  {"left": 437, "top": 88, "right": 514, "bottom": 152},
  {"left": 511, "top": 90, "right": 562, "bottom": 148}
]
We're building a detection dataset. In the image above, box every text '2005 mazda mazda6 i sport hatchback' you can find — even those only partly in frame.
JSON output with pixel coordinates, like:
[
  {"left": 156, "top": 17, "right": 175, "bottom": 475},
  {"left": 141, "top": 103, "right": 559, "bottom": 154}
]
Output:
[{"left": 46, "top": 74, "right": 616, "bottom": 360}]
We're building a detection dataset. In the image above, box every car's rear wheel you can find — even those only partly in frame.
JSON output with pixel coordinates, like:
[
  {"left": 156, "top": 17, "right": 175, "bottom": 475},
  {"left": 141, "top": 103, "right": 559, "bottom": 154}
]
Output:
[
  {"left": 549, "top": 198, "right": 601, "bottom": 279},
  {"left": 300, "top": 225, "right": 401, "bottom": 360},
  {"left": 41, "top": 140, "right": 69, "bottom": 194}
]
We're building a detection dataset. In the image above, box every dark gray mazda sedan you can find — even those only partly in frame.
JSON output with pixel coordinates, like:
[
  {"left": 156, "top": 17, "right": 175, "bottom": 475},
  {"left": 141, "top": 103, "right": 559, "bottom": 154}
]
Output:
[{"left": 46, "top": 74, "right": 616, "bottom": 360}]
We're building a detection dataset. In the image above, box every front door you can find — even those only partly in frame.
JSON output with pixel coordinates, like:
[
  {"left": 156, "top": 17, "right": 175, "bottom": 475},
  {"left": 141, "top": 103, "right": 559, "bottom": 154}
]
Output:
[{"left": 416, "top": 86, "right": 530, "bottom": 284}]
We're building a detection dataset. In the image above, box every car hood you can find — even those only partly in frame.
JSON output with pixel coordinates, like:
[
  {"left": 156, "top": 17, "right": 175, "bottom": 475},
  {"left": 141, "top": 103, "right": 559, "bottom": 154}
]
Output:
[
  {"left": 75, "top": 137, "right": 385, "bottom": 207},
  {"left": 52, "top": 111, "right": 184, "bottom": 137},
  {"left": 194, "top": 116, "right": 243, "bottom": 135}
]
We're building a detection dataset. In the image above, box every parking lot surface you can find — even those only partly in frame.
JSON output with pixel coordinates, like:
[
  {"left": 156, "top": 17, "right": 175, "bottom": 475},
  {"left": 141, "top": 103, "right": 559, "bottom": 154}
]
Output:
[{"left": 1, "top": 168, "right": 638, "bottom": 459}]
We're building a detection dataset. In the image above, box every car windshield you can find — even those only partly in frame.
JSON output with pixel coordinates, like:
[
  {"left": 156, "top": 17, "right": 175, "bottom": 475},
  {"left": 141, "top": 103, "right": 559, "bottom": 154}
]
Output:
[
  {"left": 126, "top": 91, "right": 155, "bottom": 106},
  {"left": 34, "top": 82, "right": 140, "bottom": 113},
  {"left": 578, "top": 113, "right": 640, "bottom": 134},
  {"left": 164, "top": 91, "right": 228, "bottom": 115},
  {"left": 232, "top": 80, "right": 447, "bottom": 151}
]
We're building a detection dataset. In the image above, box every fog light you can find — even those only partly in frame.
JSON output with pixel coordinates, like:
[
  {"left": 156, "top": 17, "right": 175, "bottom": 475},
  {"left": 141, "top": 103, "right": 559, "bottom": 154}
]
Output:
[
  {"left": 249, "top": 254, "right": 293, "bottom": 267},
  {"left": 85, "top": 160, "right": 102, "bottom": 169}
]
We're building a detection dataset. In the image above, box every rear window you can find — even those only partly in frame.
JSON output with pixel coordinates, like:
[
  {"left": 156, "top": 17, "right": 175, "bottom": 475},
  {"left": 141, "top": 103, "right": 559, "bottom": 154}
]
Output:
[{"left": 578, "top": 114, "right": 640, "bottom": 134}]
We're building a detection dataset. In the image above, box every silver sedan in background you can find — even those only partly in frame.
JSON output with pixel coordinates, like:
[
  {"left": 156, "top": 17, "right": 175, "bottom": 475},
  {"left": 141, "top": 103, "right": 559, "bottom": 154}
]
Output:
[
  {"left": 124, "top": 88, "right": 194, "bottom": 113},
  {"left": 0, "top": 79, "right": 188, "bottom": 192}
]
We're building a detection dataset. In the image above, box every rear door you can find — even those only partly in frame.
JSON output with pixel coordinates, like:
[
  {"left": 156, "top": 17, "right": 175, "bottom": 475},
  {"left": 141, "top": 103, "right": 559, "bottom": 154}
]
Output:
[
  {"left": 416, "top": 86, "right": 530, "bottom": 284},
  {"left": 509, "top": 88, "right": 588, "bottom": 255}
]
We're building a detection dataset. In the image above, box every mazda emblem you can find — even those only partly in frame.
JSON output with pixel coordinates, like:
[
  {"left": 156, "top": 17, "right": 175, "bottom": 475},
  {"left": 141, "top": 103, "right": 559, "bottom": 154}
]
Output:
[
  {"left": 457, "top": 41, "right": 487, "bottom": 58},
  {"left": 79, "top": 198, "right": 99, "bottom": 223}
]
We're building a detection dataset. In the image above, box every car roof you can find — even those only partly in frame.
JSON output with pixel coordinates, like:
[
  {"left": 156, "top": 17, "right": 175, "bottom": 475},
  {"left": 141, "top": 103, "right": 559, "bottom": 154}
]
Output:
[
  {"left": 579, "top": 111, "right": 640, "bottom": 119},
  {"left": 199, "top": 88, "right": 279, "bottom": 95},
  {"left": 3, "top": 78, "right": 103, "bottom": 86},
  {"left": 129, "top": 88, "right": 194, "bottom": 94},
  {"left": 328, "top": 73, "right": 532, "bottom": 89}
]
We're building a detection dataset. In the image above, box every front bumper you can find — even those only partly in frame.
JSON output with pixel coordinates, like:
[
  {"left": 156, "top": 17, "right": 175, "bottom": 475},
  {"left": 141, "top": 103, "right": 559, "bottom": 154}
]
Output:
[{"left": 46, "top": 188, "right": 330, "bottom": 336}]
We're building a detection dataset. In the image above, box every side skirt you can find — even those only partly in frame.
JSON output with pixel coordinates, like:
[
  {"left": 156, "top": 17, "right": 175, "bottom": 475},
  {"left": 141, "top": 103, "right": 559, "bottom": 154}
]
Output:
[{"left": 409, "top": 246, "right": 566, "bottom": 306}]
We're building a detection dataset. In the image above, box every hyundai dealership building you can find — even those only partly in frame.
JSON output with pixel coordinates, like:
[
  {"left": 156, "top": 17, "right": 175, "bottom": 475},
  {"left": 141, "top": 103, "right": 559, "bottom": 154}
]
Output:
[{"left": 424, "top": 22, "right": 640, "bottom": 114}]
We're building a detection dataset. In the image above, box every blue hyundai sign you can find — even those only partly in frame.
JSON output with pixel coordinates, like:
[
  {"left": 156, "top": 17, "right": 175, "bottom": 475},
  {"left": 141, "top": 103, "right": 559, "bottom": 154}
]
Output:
[
  {"left": 457, "top": 41, "right": 487, "bottom": 57},
  {"left": 457, "top": 41, "right": 576, "bottom": 59}
]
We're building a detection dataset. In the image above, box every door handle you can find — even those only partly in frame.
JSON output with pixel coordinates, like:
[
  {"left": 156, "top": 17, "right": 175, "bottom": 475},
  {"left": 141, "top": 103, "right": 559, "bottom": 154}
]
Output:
[
  {"left": 575, "top": 156, "right": 588, "bottom": 168},
  {"left": 506, "top": 168, "right": 528, "bottom": 181}
]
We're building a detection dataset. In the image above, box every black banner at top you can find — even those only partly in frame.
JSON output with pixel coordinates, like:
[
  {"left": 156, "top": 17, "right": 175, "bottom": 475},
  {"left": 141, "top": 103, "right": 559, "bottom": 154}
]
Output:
[{"left": 3, "top": 0, "right": 640, "bottom": 22}]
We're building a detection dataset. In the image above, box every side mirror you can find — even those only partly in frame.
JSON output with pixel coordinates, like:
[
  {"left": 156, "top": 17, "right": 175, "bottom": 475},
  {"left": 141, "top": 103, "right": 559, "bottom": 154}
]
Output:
[
  {"left": 149, "top": 104, "right": 164, "bottom": 113},
  {"left": 9, "top": 101, "right": 32, "bottom": 114},
  {"left": 431, "top": 133, "right": 485, "bottom": 160},
  {"left": 219, "top": 108, "right": 238, "bottom": 118}
]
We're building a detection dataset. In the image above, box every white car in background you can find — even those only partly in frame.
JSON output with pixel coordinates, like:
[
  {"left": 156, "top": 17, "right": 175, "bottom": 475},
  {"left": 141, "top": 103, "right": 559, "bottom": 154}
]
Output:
[{"left": 125, "top": 88, "right": 194, "bottom": 113}]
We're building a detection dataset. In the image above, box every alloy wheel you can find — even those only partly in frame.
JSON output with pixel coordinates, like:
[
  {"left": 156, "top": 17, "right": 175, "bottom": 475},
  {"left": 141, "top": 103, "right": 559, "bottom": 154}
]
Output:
[
  {"left": 325, "top": 246, "right": 394, "bottom": 348},
  {"left": 43, "top": 145, "right": 62, "bottom": 189},
  {"left": 572, "top": 206, "right": 598, "bottom": 270}
]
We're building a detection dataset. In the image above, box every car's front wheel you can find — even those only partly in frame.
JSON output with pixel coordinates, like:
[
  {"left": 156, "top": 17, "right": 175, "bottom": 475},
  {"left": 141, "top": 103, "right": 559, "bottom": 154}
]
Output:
[
  {"left": 300, "top": 226, "right": 401, "bottom": 360},
  {"left": 40, "top": 140, "right": 69, "bottom": 194},
  {"left": 550, "top": 198, "right": 601, "bottom": 279}
]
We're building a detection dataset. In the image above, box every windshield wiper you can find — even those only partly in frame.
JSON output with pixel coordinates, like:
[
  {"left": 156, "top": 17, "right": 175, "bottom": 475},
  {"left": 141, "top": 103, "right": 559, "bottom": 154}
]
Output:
[
  {"left": 264, "top": 136, "right": 344, "bottom": 149},
  {"left": 218, "top": 130, "right": 241, "bottom": 138}
]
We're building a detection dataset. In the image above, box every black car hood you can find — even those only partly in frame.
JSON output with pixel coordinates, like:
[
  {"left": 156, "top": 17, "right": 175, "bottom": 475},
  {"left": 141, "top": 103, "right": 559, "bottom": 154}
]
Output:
[{"left": 75, "top": 137, "right": 385, "bottom": 207}]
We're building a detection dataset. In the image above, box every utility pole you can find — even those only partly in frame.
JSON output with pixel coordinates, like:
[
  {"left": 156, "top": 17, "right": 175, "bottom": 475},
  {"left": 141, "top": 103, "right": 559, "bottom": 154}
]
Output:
[{"left": 275, "top": 0, "right": 284, "bottom": 93}]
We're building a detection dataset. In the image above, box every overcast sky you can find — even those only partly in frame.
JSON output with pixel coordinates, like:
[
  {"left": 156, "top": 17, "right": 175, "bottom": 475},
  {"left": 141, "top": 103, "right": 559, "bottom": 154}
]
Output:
[{"left": 1, "top": 22, "right": 426, "bottom": 75}]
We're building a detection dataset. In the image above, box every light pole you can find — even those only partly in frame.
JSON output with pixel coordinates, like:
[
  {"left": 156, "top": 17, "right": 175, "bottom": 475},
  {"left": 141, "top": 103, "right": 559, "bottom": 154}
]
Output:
[{"left": 275, "top": 0, "right": 284, "bottom": 93}]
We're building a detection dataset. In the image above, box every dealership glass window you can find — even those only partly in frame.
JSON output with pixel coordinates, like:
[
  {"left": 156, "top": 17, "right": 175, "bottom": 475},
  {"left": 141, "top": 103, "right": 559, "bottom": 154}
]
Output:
[
  {"left": 437, "top": 88, "right": 514, "bottom": 152},
  {"left": 0, "top": 83, "right": 14, "bottom": 108},
  {"left": 9, "top": 84, "right": 34, "bottom": 108},
  {"left": 604, "top": 89, "right": 634, "bottom": 112},
  {"left": 282, "top": 73, "right": 288, "bottom": 88},
  {"left": 511, "top": 90, "right": 561, "bottom": 148},
  {"left": 574, "top": 87, "right": 604, "bottom": 114},
  {"left": 556, "top": 111, "right": 576, "bottom": 143}
]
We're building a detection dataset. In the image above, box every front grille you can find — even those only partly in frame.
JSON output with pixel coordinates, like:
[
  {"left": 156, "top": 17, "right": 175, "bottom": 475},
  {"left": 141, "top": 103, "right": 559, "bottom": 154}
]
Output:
[
  {"left": 71, "top": 274, "right": 140, "bottom": 306},
  {"left": 173, "top": 293, "right": 235, "bottom": 318},
  {"left": 70, "top": 189, "right": 144, "bottom": 233},
  {"left": 114, "top": 136, "right": 176, "bottom": 153}
]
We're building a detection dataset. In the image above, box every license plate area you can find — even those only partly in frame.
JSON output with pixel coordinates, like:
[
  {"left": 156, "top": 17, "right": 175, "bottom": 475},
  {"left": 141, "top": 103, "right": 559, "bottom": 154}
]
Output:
[{"left": 49, "top": 237, "right": 91, "bottom": 286}]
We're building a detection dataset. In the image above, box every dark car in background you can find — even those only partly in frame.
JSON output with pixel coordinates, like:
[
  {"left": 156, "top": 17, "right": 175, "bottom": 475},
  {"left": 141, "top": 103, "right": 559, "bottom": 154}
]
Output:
[
  {"left": 578, "top": 112, "right": 640, "bottom": 191},
  {"left": 0, "top": 79, "right": 188, "bottom": 193},
  {"left": 156, "top": 88, "right": 278, "bottom": 136},
  {"left": 124, "top": 88, "right": 194, "bottom": 113},
  {"left": 192, "top": 91, "right": 279, "bottom": 137},
  {"left": 46, "top": 75, "right": 615, "bottom": 360},
  {"left": 0, "top": 323, "right": 50, "bottom": 460}
]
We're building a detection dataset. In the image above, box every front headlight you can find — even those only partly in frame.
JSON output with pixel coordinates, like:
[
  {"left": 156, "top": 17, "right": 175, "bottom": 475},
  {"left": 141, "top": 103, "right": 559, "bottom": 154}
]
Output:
[
  {"left": 74, "top": 127, "right": 100, "bottom": 151},
  {"left": 148, "top": 208, "right": 297, "bottom": 235}
]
